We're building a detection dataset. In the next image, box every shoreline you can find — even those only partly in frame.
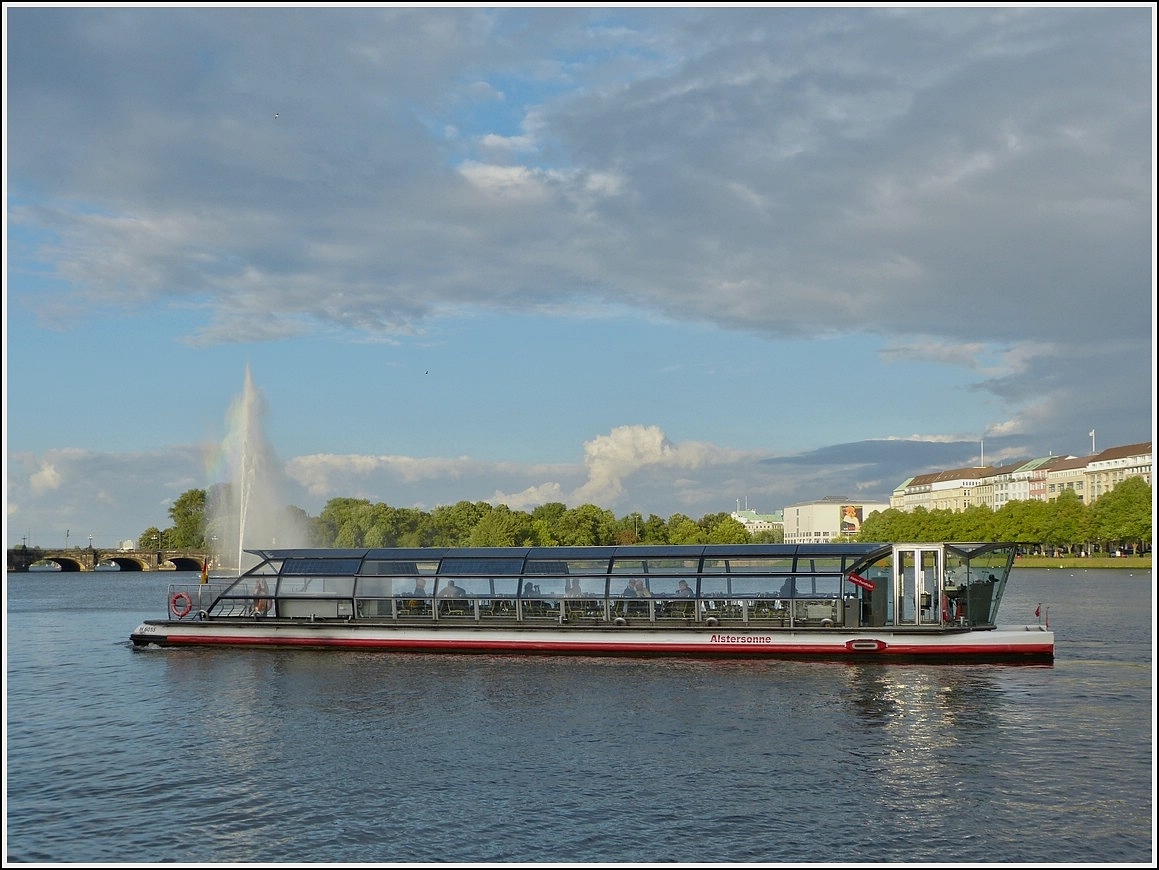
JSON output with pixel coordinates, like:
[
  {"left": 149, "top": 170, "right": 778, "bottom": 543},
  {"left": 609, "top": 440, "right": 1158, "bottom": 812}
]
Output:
[{"left": 1014, "top": 556, "right": 1151, "bottom": 570}]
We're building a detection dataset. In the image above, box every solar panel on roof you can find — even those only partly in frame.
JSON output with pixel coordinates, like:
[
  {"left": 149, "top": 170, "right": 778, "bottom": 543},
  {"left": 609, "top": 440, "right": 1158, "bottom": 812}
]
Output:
[
  {"left": 281, "top": 558, "right": 363, "bottom": 575},
  {"left": 439, "top": 557, "right": 525, "bottom": 576}
]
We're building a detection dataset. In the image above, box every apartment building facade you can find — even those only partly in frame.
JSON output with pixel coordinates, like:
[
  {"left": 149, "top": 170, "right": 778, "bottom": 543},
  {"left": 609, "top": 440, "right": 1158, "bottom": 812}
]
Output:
[{"left": 889, "top": 441, "right": 1151, "bottom": 512}]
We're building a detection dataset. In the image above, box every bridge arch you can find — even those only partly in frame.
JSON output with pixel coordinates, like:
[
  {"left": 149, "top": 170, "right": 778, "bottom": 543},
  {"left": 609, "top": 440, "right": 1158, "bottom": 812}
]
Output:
[
  {"left": 42, "top": 557, "right": 84, "bottom": 572},
  {"left": 106, "top": 556, "right": 148, "bottom": 572}
]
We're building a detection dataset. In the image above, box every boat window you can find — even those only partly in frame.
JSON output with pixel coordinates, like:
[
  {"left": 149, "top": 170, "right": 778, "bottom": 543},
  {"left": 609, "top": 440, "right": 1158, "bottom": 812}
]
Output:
[
  {"left": 440, "top": 557, "right": 524, "bottom": 576},
  {"left": 642, "top": 558, "right": 699, "bottom": 574},
  {"left": 793, "top": 575, "right": 841, "bottom": 598},
  {"left": 795, "top": 556, "right": 844, "bottom": 572},
  {"left": 278, "top": 575, "right": 356, "bottom": 597},
  {"left": 610, "top": 558, "right": 646, "bottom": 575},
  {"left": 282, "top": 558, "right": 362, "bottom": 575},
  {"left": 355, "top": 576, "right": 397, "bottom": 597},
  {"left": 703, "top": 557, "right": 794, "bottom": 573},
  {"left": 724, "top": 575, "right": 783, "bottom": 599},
  {"left": 699, "top": 576, "right": 730, "bottom": 598},
  {"left": 645, "top": 576, "right": 693, "bottom": 597},
  {"left": 527, "top": 558, "right": 609, "bottom": 576},
  {"left": 522, "top": 577, "right": 568, "bottom": 598},
  {"left": 491, "top": 577, "right": 520, "bottom": 600},
  {"left": 441, "top": 577, "right": 492, "bottom": 598}
]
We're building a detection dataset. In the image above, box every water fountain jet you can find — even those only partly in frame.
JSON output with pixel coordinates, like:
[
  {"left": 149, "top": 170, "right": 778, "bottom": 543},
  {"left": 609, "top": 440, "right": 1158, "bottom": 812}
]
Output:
[{"left": 206, "top": 365, "right": 309, "bottom": 573}]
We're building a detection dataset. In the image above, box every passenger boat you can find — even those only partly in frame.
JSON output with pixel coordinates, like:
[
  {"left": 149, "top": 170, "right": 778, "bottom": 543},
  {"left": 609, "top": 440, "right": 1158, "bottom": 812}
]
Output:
[{"left": 130, "top": 542, "right": 1054, "bottom": 662}]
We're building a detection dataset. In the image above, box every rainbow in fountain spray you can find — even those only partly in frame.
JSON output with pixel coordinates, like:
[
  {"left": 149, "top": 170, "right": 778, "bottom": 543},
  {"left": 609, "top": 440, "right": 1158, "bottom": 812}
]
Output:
[{"left": 204, "top": 364, "right": 310, "bottom": 573}]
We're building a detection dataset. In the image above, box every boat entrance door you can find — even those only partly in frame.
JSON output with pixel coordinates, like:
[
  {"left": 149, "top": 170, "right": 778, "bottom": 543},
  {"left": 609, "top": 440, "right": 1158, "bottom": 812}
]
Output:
[{"left": 893, "top": 545, "right": 942, "bottom": 626}]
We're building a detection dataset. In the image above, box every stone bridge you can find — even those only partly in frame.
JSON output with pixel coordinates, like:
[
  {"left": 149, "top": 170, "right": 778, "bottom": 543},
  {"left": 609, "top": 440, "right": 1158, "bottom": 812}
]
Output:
[{"left": 7, "top": 546, "right": 209, "bottom": 573}]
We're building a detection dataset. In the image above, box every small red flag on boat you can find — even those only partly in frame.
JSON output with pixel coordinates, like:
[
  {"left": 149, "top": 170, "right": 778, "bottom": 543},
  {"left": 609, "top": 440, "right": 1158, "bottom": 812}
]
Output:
[
  {"left": 200, "top": 562, "right": 209, "bottom": 584},
  {"left": 1034, "top": 603, "right": 1041, "bottom": 618}
]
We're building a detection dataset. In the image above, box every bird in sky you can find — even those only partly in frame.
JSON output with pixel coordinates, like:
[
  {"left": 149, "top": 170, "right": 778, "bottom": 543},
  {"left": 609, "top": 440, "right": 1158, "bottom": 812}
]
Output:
[{"left": 273, "top": 113, "right": 279, "bottom": 119}]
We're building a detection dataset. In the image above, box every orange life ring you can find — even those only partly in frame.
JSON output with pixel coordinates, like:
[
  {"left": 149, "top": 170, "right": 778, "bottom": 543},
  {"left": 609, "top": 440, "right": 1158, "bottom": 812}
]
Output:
[{"left": 170, "top": 591, "right": 193, "bottom": 618}]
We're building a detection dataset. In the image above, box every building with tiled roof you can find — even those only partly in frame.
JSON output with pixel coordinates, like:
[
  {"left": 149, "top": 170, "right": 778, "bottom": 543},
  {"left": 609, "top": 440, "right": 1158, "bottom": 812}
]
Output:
[
  {"left": 888, "top": 440, "right": 1151, "bottom": 513},
  {"left": 1079, "top": 441, "right": 1152, "bottom": 505}
]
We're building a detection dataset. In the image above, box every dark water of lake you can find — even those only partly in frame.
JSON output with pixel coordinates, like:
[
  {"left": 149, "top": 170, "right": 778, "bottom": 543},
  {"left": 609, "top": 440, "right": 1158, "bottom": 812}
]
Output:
[{"left": 4, "top": 567, "right": 1153, "bottom": 865}]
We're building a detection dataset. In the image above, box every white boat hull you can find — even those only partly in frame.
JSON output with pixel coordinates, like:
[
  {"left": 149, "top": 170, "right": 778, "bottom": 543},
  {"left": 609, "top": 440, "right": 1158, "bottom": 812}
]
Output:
[{"left": 131, "top": 619, "right": 1054, "bottom": 661}]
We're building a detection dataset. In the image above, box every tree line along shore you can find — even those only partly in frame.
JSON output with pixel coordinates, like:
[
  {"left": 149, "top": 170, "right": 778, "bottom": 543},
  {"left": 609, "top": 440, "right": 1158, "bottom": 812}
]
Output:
[{"left": 134, "top": 476, "right": 1151, "bottom": 562}]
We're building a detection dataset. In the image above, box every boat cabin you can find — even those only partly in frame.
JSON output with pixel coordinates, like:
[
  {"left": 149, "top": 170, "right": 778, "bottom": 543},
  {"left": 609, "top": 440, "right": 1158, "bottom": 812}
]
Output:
[{"left": 189, "top": 542, "right": 1016, "bottom": 630}]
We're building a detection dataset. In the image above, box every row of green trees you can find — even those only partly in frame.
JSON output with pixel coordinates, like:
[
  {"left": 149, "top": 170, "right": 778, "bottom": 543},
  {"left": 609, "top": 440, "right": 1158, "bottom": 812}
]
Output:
[
  {"left": 140, "top": 476, "right": 1151, "bottom": 556},
  {"left": 857, "top": 477, "right": 1152, "bottom": 553}
]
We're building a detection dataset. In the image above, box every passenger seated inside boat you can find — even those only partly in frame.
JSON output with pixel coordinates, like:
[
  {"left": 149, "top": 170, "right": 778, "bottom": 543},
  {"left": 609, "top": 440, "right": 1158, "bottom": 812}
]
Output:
[
  {"left": 674, "top": 580, "right": 694, "bottom": 598},
  {"left": 252, "top": 577, "right": 270, "bottom": 616},
  {"left": 439, "top": 580, "right": 466, "bottom": 599},
  {"left": 621, "top": 578, "right": 652, "bottom": 616},
  {"left": 400, "top": 578, "right": 431, "bottom": 614}
]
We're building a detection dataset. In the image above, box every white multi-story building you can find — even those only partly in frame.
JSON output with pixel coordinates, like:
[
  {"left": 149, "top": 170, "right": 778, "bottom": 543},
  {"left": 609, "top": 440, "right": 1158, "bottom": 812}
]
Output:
[
  {"left": 729, "top": 508, "right": 784, "bottom": 536},
  {"left": 781, "top": 497, "right": 891, "bottom": 544}
]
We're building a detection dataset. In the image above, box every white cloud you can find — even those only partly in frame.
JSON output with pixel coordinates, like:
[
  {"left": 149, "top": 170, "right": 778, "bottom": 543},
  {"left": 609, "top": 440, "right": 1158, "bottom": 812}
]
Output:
[
  {"left": 490, "top": 482, "right": 565, "bottom": 511},
  {"left": 570, "top": 424, "right": 744, "bottom": 506},
  {"left": 30, "top": 462, "right": 63, "bottom": 494}
]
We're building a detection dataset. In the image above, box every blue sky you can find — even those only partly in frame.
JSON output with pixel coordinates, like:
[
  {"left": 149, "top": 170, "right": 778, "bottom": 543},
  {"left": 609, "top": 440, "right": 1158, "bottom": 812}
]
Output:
[{"left": 5, "top": 5, "right": 1155, "bottom": 549}]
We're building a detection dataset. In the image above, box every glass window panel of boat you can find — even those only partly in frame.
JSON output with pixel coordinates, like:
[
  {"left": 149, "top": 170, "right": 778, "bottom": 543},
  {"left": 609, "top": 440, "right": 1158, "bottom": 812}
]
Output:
[
  {"left": 610, "top": 558, "right": 646, "bottom": 575},
  {"left": 793, "top": 575, "right": 841, "bottom": 599},
  {"left": 645, "top": 576, "right": 695, "bottom": 597},
  {"left": 525, "top": 558, "right": 610, "bottom": 578},
  {"left": 447, "top": 577, "right": 493, "bottom": 598},
  {"left": 944, "top": 552, "right": 969, "bottom": 586},
  {"left": 355, "top": 576, "right": 397, "bottom": 598},
  {"left": 724, "top": 574, "right": 783, "bottom": 599},
  {"left": 483, "top": 577, "right": 518, "bottom": 599},
  {"left": 703, "top": 557, "right": 795, "bottom": 573},
  {"left": 277, "top": 575, "right": 356, "bottom": 597},
  {"left": 699, "top": 576, "right": 730, "bottom": 598},
  {"left": 523, "top": 577, "right": 568, "bottom": 598},
  {"left": 640, "top": 558, "right": 699, "bottom": 574},
  {"left": 795, "top": 556, "right": 844, "bottom": 572},
  {"left": 852, "top": 556, "right": 892, "bottom": 592},
  {"left": 966, "top": 546, "right": 1014, "bottom": 579}
]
